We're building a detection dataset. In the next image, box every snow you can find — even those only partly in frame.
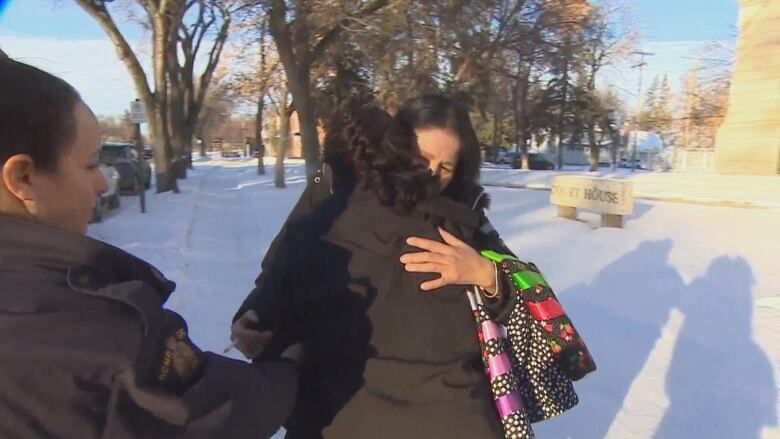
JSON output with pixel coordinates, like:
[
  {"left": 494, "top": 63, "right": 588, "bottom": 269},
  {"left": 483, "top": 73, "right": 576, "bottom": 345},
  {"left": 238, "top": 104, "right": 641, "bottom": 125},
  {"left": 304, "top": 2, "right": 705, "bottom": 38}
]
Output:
[
  {"left": 89, "top": 159, "right": 780, "bottom": 439},
  {"left": 481, "top": 166, "right": 780, "bottom": 209}
]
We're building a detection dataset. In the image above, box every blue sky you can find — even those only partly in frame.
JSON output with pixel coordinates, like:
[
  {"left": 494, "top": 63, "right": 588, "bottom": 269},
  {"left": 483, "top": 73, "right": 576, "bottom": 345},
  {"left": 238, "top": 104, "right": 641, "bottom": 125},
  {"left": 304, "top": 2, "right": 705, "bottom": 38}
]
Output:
[
  {"left": 0, "top": 0, "right": 740, "bottom": 116},
  {"left": 624, "top": 0, "right": 738, "bottom": 42}
]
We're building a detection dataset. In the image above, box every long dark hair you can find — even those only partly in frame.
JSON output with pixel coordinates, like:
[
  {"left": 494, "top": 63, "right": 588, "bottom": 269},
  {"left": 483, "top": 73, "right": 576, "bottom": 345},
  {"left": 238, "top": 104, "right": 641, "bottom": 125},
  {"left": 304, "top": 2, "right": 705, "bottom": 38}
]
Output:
[
  {"left": 393, "top": 94, "right": 482, "bottom": 205},
  {"left": 323, "top": 98, "right": 436, "bottom": 211}
]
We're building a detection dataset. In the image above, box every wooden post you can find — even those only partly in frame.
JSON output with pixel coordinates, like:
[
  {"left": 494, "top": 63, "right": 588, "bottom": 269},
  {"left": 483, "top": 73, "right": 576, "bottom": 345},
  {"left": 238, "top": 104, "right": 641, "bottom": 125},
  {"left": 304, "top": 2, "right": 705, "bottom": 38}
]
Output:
[
  {"left": 601, "top": 214, "right": 623, "bottom": 228},
  {"left": 133, "top": 122, "right": 146, "bottom": 214},
  {"left": 557, "top": 206, "right": 578, "bottom": 220},
  {"left": 130, "top": 99, "right": 147, "bottom": 213}
]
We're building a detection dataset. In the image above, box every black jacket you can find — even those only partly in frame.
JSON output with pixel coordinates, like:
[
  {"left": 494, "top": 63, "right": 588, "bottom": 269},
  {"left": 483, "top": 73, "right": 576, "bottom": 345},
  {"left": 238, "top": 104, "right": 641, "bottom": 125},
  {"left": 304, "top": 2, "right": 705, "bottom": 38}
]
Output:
[
  {"left": 0, "top": 214, "right": 297, "bottom": 438},
  {"left": 237, "top": 185, "right": 517, "bottom": 439}
]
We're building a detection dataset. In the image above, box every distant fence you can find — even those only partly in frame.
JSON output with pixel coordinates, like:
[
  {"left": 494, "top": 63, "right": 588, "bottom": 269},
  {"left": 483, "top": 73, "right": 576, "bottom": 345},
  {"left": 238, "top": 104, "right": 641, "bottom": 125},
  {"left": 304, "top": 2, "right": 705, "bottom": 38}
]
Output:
[{"left": 667, "top": 148, "right": 715, "bottom": 171}]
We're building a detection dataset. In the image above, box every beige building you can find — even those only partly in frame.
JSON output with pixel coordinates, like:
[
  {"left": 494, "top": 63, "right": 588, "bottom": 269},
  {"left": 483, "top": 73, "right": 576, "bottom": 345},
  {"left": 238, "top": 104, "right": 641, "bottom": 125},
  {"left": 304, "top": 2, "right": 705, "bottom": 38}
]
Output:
[
  {"left": 263, "top": 111, "right": 326, "bottom": 159},
  {"left": 714, "top": 0, "right": 780, "bottom": 174}
]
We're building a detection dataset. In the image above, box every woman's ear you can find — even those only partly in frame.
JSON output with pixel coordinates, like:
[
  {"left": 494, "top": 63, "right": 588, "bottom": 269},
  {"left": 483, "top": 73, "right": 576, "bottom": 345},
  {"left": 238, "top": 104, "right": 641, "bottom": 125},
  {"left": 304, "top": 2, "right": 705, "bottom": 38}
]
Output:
[{"left": 2, "top": 154, "right": 37, "bottom": 202}]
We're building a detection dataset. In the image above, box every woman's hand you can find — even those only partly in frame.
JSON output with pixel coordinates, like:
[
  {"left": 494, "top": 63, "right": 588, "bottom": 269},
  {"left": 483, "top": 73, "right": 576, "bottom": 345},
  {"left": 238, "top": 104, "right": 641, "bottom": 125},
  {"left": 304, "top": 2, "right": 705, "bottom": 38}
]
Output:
[
  {"left": 230, "top": 310, "right": 274, "bottom": 359},
  {"left": 401, "top": 227, "right": 496, "bottom": 293}
]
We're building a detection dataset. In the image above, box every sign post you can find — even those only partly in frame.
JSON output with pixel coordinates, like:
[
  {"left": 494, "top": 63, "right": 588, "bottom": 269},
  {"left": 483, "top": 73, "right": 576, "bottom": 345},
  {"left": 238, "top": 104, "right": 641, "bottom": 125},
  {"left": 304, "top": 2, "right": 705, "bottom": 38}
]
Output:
[{"left": 129, "top": 99, "right": 147, "bottom": 213}]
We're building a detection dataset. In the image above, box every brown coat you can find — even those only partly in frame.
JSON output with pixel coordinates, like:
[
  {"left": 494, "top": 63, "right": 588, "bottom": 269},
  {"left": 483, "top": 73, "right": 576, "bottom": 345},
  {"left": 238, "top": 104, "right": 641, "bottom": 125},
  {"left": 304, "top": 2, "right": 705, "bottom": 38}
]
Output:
[{"left": 0, "top": 214, "right": 297, "bottom": 438}]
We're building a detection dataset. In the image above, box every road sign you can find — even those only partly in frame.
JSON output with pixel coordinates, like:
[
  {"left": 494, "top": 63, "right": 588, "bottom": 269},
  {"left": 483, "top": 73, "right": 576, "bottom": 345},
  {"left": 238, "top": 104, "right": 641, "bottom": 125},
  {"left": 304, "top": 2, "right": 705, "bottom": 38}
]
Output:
[{"left": 129, "top": 99, "right": 147, "bottom": 124}]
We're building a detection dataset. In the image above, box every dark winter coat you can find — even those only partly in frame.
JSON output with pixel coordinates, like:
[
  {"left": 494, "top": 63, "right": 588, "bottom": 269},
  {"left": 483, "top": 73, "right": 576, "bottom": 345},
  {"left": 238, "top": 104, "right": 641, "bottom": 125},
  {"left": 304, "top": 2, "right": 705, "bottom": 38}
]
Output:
[
  {"left": 236, "top": 182, "right": 517, "bottom": 439},
  {"left": 0, "top": 214, "right": 297, "bottom": 439}
]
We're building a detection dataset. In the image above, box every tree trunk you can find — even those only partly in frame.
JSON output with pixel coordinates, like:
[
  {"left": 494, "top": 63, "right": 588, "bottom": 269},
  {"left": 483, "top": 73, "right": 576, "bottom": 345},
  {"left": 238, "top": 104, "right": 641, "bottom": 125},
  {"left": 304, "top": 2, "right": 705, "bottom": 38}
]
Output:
[
  {"left": 587, "top": 126, "right": 600, "bottom": 171},
  {"left": 256, "top": 98, "right": 266, "bottom": 175},
  {"left": 513, "top": 54, "right": 535, "bottom": 171},
  {"left": 556, "top": 38, "right": 571, "bottom": 170},
  {"left": 491, "top": 111, "right": 500, "bottom": 161},
  {"left": 286, "top": 68, "right": 320, "bottom": 179},
  {"left": 199, "top": 136, "right": 206, "bottom": 157},
  {"left": 184, "top": 121, "right": 197, "bottom": 170},
  {"left": 149, "top": 115, "right": 177, "bottom": 193},
  {"left": 153, "top": 10, "right": 178, "bottom": 193},
  {"left": 275, "top": 93, "right": 290, "bottom": 188},
  {"left": 611, "top": 130, "right": 621, "bottom": 170},
  {"left": 169, "top": 125, "right": 188, "bottom": 180}
]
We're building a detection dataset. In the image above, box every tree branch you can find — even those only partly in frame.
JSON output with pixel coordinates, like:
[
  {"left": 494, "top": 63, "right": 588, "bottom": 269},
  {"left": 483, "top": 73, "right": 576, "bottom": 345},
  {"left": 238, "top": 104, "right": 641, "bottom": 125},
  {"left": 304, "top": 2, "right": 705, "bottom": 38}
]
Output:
[
  {"left": 194, "top": 6, "right": 230, "bottom": 127},
  {"left": 309, "top": 0, "right": 389, "bottom": 63},
  {"left": 75, "top": 1, "right": 154, "bottom": 110},
  {"left": 191, "top": 0, "right": 215, "bottom": 61},
  {"left": 268, "top": 0, "right": 296, "bottom": 66}
]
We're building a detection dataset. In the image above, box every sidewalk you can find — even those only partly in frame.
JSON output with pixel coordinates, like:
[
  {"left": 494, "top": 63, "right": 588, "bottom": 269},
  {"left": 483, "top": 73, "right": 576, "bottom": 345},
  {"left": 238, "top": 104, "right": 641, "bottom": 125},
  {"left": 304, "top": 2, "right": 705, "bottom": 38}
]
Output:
[{"left": 481, "top": 166, "right": 780, "bottom": 209}]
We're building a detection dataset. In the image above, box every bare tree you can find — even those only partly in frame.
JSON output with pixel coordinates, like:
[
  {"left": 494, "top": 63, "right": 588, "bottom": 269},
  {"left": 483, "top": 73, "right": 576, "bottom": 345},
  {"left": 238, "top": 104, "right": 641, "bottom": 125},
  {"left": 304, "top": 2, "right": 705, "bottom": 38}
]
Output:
[
  {"left": 168, "top": 1, "right": 235, "bottom": 173},
  {"left": 98, "top": 112, "right": 136, "bottom": 141},
  {"left": 264, "top": 0, "right": 391, "bottom": 180},
  {"left": 272, "top": 87, "right": 292, "bottom": 188},
  {"left": 75, "top": 0, "right": 242, "bottom": 192},
  {"left": 197, "top": 74, "right": 234, "bottom": 157},
  {"left": 228, "top": 12, "right": 283, "bottom": 175},
  {"left": 577, "top": 1, "right": 635, "bottom": 170}
]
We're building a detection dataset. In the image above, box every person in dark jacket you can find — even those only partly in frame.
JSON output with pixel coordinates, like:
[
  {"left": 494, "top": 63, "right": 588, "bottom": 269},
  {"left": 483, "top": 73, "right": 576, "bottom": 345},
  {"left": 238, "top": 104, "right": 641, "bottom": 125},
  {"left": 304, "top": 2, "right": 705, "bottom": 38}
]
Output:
[
  {"left": 232, "top": 96, "right": 519, "bottom": 438},
  {"left": 0, "top": 57, "right": 300, "bottom": 438}
]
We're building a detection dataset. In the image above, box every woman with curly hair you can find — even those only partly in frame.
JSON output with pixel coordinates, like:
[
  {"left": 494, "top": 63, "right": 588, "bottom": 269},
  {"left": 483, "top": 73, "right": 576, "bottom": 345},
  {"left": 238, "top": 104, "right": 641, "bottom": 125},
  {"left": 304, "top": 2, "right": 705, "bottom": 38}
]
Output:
[{"left": 232, "top": 96, "right": 523, "bottom": 438}]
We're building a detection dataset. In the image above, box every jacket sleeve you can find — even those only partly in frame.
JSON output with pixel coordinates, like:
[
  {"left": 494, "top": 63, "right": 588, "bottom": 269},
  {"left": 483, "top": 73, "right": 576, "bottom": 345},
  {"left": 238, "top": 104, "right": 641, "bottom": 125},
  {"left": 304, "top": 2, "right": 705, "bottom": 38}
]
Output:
[
  {"left": 108, "top": 353, "right": 297, "bottom": 438},
  {"left": 101, "top": 295, "right": 300, "bottom": 439},
  {"left": 234, "top": 174, "right": 332, "bottom": 324}
]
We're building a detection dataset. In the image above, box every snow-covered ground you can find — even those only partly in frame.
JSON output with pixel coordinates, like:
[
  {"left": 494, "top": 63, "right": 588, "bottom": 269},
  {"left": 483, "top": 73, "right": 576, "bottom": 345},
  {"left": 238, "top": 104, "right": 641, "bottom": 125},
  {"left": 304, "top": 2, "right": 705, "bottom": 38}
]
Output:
[
  {"left": 482, "top": 165, "right": 780, "bottom": 209},
  {"left": 89, "top": 159, "right": 780, "bottom": 439}
]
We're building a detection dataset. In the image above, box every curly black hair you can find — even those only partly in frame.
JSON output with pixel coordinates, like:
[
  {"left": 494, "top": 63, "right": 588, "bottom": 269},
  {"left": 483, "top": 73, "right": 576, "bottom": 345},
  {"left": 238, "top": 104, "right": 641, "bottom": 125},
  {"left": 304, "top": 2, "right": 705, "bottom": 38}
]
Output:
[{"left": 323, "top": 99, "right": 438, "bottom": 211}]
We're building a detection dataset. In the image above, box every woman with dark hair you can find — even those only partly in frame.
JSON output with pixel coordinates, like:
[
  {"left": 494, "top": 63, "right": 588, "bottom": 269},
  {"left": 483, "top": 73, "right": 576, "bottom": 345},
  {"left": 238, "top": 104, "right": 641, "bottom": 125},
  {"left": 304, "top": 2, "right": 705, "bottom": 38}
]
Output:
[
  {"left": 231, "top": 96, "right": 526, "bottom": 438},
  {"left": 0, "top": 57, "right": 301, "bottom": 438},
  {"left": 378, "top": 94, "right": 513, "bottom": 292},
  {"left": 234, "top": 93, "right": 593, "bottom": 438}
]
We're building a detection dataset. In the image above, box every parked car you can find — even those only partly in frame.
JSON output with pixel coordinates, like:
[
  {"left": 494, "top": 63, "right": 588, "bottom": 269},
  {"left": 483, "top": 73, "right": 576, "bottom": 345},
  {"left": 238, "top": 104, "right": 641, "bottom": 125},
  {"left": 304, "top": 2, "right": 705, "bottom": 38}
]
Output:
[
  {"left": 510, "top": 152, "right": 556, "bottom": 170},
  {"left": 618, "top": 157, "right": 645, "bottom": 170},
  {"left": 498, "top": 151, "right": 522, "bottom": 165},
  {"left": 99, "top": 142, "right": 152, "bottom": 194},
  {"left": 221, "top": 149, "right": 242, "bottom": 158},
  {"left": 143, "top": 144, "right": 154, "bottom": 159},
  {"left": 92, "top": 164, "right": 120, "bottom": 223}
]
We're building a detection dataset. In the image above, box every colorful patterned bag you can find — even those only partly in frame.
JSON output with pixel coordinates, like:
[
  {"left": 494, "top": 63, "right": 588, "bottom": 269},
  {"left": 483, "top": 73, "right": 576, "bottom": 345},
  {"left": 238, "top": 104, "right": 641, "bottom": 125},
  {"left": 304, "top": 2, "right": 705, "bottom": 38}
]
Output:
[
  {"left": 482, "top": 251, "right": 596, "bottom": 382},
  {"left": 468, "top": 251, "right": 596, "bottom": 438},
  {"left": 468, "top": 287, "right": 535, "bottom": 439}
]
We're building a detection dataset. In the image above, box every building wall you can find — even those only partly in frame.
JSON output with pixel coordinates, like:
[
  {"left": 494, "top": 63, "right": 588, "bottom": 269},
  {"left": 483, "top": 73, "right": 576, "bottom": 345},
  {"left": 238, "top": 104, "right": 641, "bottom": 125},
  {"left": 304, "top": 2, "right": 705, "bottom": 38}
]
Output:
[{"left": 714, "top": 0, "right": 780, "bottom": 174}]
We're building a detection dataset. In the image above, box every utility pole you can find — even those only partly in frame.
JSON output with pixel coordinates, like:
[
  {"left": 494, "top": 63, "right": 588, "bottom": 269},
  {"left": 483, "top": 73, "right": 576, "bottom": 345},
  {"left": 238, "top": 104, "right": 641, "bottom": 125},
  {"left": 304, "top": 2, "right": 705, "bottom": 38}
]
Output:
[{"left": 631, "top": 51, "right": 654, "bottom": 172}]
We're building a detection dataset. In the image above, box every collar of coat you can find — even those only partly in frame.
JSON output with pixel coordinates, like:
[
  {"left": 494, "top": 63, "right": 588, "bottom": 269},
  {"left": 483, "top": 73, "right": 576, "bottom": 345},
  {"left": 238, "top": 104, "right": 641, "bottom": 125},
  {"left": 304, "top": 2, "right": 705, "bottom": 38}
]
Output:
[
  {"left": 0, "top": 214, "right": 176, "bottom": 303},
  {"left": 416, "top": 194, "right": 482, "bottom": 229}
]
